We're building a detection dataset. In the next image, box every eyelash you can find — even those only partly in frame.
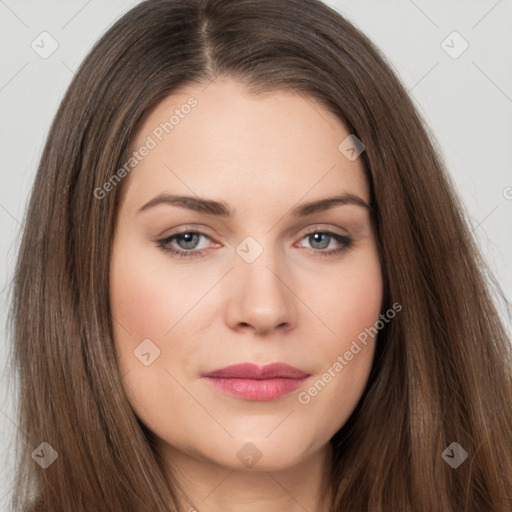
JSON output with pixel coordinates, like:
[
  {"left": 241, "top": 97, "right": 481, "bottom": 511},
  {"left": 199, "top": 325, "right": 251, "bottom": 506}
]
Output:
[{"left": 156, "top": 228, "right": 353, "bottom": 259}]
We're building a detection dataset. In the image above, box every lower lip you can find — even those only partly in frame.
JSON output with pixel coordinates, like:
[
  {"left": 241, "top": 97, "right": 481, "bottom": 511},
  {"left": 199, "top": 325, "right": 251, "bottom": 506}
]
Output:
[{"left": 203, "top": 377, "right": 308, "bottom": 401}]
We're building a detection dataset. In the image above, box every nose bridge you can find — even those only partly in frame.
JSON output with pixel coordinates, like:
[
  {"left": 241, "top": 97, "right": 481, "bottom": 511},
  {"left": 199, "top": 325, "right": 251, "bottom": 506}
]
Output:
[
  {"left": 237, "top": 232, "right": 276, "bottom": 267},
  {"left": 226, "top": 234, "right": 296, "bottom": 333},
  {"left": 238, "top": 234, "right": 288, "bottom": 302}
]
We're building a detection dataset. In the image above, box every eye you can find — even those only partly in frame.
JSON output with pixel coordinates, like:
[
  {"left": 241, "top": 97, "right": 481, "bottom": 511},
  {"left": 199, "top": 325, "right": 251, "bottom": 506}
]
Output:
[
  {"left": 157, "top": 231, "right": 215, "bottom": 258},
  {"left": 297, "top": 230, "right": 353, "bottom": 257},
  {"left": 156, "top": 228, "right": 353, "bottom": 259}
]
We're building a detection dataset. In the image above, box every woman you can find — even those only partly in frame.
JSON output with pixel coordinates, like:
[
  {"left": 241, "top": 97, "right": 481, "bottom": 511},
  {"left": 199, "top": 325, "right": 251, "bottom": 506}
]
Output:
[{"left": 9, "top": 0, "right": 512, "bottom": 510}]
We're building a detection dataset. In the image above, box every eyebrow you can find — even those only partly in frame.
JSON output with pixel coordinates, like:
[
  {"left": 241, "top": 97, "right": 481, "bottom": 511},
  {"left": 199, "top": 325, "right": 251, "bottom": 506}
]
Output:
[{"left": 137, "top": 193, "right": 371, "bottom": 217}]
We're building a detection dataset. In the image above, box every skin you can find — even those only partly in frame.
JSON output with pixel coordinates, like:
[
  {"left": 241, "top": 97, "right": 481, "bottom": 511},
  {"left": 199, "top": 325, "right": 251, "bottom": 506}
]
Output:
[{"left": 110, "top": 77, "right": 383, "bottom": 512}]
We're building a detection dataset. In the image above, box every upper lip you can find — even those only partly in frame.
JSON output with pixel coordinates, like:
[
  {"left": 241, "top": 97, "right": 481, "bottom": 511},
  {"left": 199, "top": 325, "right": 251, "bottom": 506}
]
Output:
[{"left": 202, "top": 363, "right": 310, "bottom": 380}]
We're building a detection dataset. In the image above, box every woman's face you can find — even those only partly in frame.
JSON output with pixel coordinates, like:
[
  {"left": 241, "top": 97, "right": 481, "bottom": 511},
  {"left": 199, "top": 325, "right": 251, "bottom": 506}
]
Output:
[{"left": 110, "top": 78, "right": 383, "bottom": 473}]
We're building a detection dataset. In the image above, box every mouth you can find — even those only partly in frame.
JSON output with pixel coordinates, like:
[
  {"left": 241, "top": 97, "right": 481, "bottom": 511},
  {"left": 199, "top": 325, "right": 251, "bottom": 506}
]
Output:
[{"left": 201, "top": 363, "right": 311, "bottom": 401}]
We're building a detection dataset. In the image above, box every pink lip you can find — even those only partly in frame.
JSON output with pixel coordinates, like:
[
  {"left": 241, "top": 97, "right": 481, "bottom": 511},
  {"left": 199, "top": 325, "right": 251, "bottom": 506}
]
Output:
[{"left": 201, "top": 363, "right": 310, "bottom": 401}]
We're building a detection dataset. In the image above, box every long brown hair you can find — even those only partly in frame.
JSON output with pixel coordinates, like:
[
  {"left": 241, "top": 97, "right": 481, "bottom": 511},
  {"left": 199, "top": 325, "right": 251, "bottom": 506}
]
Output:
[{"left": 8, "top": 0, "right": 512, "bottom": 510}]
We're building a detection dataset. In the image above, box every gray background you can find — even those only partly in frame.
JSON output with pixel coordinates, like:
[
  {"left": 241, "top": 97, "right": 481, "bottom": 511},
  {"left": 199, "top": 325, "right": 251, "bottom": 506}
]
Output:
[{"left": 1, "top": 1, "right": 511, "bottom": 509}]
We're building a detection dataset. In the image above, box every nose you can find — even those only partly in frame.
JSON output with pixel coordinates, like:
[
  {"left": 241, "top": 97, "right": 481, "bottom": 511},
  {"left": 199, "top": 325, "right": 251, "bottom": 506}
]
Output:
[{"left": 225, "top": 250, "right": 298, "bottom": 336}]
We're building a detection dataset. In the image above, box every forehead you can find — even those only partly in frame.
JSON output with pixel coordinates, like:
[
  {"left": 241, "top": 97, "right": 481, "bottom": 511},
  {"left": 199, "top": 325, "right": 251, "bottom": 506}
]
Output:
[{"left": 120, "top": 78, "right": 369, "bottom": 212}]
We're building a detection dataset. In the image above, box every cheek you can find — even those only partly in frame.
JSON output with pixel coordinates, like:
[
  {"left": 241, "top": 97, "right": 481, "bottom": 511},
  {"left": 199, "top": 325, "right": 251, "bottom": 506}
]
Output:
[
  {"left": 109, "top": 238, "right": 197, "bottom": 390},
  {"left": 110, "top": 238, "right": 208, "bottom": 347},
  {"left": 295, "top": 246, "right": 383, "bottom": 422},
  {"left": 109, "top": 242, "right": 201, "bottom": 423},
  {"left": 110, "top": 262, "right": 172, "bottom": 339},
  {"left": 309, "top": 245, "right": 383, "bottom": 347}
]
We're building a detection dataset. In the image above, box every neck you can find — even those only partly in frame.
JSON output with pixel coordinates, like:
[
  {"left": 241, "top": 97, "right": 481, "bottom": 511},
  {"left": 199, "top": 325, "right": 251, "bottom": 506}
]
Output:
[{"left": 160, "top": 441, "right": 334, "bottom": 512}]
